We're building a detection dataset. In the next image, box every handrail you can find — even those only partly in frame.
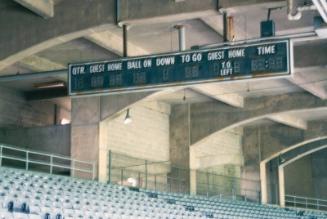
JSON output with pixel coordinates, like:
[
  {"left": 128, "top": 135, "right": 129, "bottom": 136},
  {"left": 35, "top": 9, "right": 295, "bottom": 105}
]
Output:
[
  {"left": 0, "top": 144, "right": 90, "bottom": 164},
  {"left": 286, "top": 195, "right": 327, "bottom": 202},
  {"left": 285, "top": 194, "right": 327, "bottom": 211},
  {"left": 0, "top": 144, "right": 96, "bottom": 180}
]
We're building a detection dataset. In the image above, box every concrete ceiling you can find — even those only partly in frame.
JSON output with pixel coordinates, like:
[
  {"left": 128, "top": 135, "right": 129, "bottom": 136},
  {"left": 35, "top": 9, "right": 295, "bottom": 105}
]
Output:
[
  {"left": 0, "top": 0, "right": 327, "bottom": 122},
  {"left": 286, "top": 108, "right": 327, "bottom": 121},
  {"left": 37, "top": 38, "right": 119, "bottom": 67},
  {"left": 0, "top": 0, "right": 320, "bottom": 77}
]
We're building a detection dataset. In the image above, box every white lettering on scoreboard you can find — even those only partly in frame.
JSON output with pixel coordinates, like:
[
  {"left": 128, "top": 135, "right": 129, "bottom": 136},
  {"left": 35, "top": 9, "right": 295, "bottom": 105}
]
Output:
[
  {"left": 69, "top": 40, "right": 289, "bottom": 96},
  {"left": 72, "top": 44, "right": 281, "bottom": 75},
  {"left": 156, "top": 57, "right": 175, "bottom": 66},
  {"left": 257, "top": 45, "right": 276, "bottom": 55}
]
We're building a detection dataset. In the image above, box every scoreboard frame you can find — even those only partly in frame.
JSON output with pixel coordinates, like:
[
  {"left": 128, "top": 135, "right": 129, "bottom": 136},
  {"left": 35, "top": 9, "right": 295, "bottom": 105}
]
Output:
[{"left": 68, "top": 39, "right": 291, "bottom": 96}]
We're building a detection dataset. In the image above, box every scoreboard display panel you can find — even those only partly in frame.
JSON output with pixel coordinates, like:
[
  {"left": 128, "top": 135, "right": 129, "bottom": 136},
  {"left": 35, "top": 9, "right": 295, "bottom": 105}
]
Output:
[{"left": 69, "top": 40, "right": 290, "bottom": 96}]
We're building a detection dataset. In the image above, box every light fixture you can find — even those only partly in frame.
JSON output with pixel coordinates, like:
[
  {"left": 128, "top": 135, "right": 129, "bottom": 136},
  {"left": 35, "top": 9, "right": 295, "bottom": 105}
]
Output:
[
  {"left": 124, "top": 109, "right": 132, "bottom": 124},
  {"left": 60, "top": 118, "right": 70, "bottom": 125},
  {"left": 183, "top": 89, "right": 186, "bottom": 102},
  {"left": 279, "top": 156, "right": 286, "bottom": 164},
  {"left": 34, "top": 81, "right": 65, "bottom": 89}
]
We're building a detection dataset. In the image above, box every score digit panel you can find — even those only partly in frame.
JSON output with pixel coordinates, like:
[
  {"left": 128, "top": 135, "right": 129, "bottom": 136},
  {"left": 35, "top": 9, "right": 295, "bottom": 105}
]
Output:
[{"left": 69, "top": 40, "right": 290, "bottom": 96}]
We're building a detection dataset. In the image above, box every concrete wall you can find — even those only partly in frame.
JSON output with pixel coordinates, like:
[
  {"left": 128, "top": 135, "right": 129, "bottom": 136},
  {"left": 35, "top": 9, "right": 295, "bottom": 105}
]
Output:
[
  {"left": 284, "top": 155, "right": 314, "bottom": 197},
  {"left": 98, "top": 101, "right": 170, "bottom": 182},
  {"left": 0, "top": 86, "right": 56, "bottom": 128},
  {"left": 71, "top": 91, "right": 155, "bottom": 181},
  {"left": 311, "top": 148, "right": 327, "bottom": 199},
  {"left": 0, "top": 124, "right": 71, "bottom": 156},
  {"left": 243, "top": 121, "right": 327, "bottom": 204},
  {"left": 103, "top": 101, "right": 170, "bottom": 161},
  {"left": 243, "top": 124, "right": 304, "bottom": 181},
  {"left": 190, "top": 128, "right": 243, "bottom": 172}
]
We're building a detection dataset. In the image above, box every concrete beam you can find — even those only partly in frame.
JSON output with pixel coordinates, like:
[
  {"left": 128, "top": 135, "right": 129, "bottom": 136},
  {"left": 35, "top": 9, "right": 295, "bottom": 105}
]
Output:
[
  {"left": 200, "top": 16, "right": 224, "bottom": 36},
  {"left": 289, "top": 70, "right": 327, "bottom": 100},
  {"left": 118, "top": 0, "right": 218, "bottom": 26},
  {"left": 0, "top": 23, "right": 113, "bottom": 73},
  {"left": 268, "top": 114, "right": 308, "bottom": 130},
  {"left": 294, "top": 40, "right": 327, "bottom": 68},
  {"left": 219, "top": 0, "right": 284, "bottom": 9},
  {"left": 194, "top": 154, "right": 243, "bottom": 169},
  {"left": 0, "top": 0, "right": 220, "bottom": 71},
  {"left": 86, "top": 30, "right": 150, "bottom": 57},
  {"left": 191, "top": 93, "right": 327, "bottom": 145},
  {"left": 191, "top": 84, "right": 244, "bottom": 108},
  {"left": 18, "top": 55, "right": 65, "bottom": 72},
  {"left": 120, "top": 10, "right": 220, "bottom": 27},
  {"left": 118, "top": 0, "right": 285, "bottom": 26},
  {"left": 14, "top": 0, "right": 54, "bottom": 18},
  {"left": 0, "top": 0, "right": 116, "bottom": 72}
]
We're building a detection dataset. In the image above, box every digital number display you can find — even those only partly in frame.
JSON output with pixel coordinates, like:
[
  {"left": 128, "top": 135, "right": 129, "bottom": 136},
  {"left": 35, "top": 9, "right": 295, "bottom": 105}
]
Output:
[{"left": 69, "top": 40, "right": 290, "bottom": 95}]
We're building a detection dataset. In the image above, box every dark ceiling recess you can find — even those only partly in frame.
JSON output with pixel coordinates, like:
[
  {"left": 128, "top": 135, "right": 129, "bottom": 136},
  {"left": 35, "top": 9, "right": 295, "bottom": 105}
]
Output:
[{"left": 24, "top": 87, "right": 68, "bottom": 101}]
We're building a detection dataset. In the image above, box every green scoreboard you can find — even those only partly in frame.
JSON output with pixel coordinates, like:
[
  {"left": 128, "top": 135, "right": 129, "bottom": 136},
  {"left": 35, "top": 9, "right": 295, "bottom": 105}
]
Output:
[{"left": 69, "top": 39, "right": 290, "bottom": 96}]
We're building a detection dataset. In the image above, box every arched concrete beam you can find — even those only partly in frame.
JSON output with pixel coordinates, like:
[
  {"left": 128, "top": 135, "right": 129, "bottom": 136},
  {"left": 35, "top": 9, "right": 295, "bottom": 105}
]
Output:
[
  {"left": 0, "top": 24, "right": 117, "bottom": 72},
  {"left": 190, "top": 91, "right": 327, "bottom": 146},
  {"left": 262, "top": 136, "right": 327, "bottom": 164},
  {"left": 191, "top": 106, "right": 327, "bottom": 149},
  {"left": 0, "top": 0, "right": 221, "bottom": 72},
  {"left": 259, "top": 136, "right": 327, "bottom": 204},
  {"left": 0, "top": 0, "right": 117, "bottom": 72},
  {"left": 99, "top": 87, "right": 184, "bottom": 122}
]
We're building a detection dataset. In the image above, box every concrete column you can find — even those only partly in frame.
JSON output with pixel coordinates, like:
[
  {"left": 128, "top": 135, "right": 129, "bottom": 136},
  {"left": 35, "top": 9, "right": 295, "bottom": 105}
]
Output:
[
  {"left": 169, "top": 104, "right": 190, "bottom": 193},
  {"left": 190, "top": 169, "right": 197, "bottom": 195},
  {"left": 278, "top": 166, "right": 286, "bottom": 207},
  {"left": 71, "top": 97, "right": 101, "bottom": 179},
  {"left": 98, "top": 121, "right": 109, "bottom": 182},
  {"left": 190, "top": 150, "right": 197, "bottom": 195},
  {"left": 260, "top": 162, "right": 268, "bottom": 204}
]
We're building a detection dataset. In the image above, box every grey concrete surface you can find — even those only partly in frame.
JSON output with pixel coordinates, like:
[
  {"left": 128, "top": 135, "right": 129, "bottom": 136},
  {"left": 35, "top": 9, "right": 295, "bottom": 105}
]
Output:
[
  {"left": 0, "top": 124, "right": 70, "bottom": 156},
  {"left": 169, "top": 103, "right": 191, "bottom": 193},
  {"left": 311, "top": 148, "right": 327, "bottom": 199},
  {"left": 0, "top": 0, "right": 115, "bottom": 71},
  {"left": 190, "top": 93, "right": 327, "bottom": 145}
]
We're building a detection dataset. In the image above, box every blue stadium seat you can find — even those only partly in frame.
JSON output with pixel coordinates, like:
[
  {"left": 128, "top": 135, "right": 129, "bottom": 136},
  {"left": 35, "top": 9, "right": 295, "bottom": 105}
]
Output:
[{"left": 0, "top": 167, "right": 326, "bottom": 219}]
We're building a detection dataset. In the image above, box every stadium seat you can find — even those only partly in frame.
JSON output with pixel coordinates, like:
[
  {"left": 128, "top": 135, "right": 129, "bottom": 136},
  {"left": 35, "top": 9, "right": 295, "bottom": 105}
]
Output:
[{"left": 0, "top": 167, "right": 326, "bottom": 219}]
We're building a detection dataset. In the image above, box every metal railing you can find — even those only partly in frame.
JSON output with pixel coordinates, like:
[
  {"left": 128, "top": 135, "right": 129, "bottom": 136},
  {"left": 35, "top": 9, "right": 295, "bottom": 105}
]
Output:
[
  {"left": 285, "top": 195, "right": 327, "bottom": 211},
  {"left": 0, "top": 144, "right": 96, "bottom": 180},
  {"left": 108, "top": 151, "right": 261, "bottom": 202}
]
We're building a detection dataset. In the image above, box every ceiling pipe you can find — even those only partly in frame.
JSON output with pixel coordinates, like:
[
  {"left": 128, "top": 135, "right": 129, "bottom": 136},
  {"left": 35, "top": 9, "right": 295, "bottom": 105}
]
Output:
[
  {"left": 123, "top": 24, "right": 129, "bottom": 57},
  {"left": 174, "top": 24, "right": 186, "bottom": 51},
  {"left": 288, "top": 0, "right": 301, "bottom": 20},
  {"left": 287, "top": 0, "right": 316, "bottom": 20},
  {"left": 223, "top": 12, "right": 228, "bottom": 42},
  {"left": 116, "top": 0, "right": 121, "bottom": 25}
]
